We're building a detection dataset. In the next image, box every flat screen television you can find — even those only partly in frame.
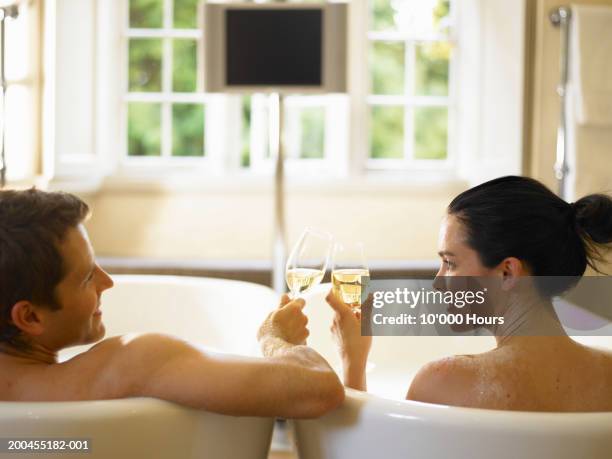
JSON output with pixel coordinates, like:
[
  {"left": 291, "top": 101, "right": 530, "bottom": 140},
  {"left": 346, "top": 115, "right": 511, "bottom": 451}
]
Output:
[{"left": 202, "top": 2, "right": 347, "bottom": 93}]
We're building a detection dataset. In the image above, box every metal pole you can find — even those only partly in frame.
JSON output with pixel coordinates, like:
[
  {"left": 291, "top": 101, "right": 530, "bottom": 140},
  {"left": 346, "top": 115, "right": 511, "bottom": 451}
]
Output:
[
  {"left": 271, "top": 93, "right": 287, "bottom": 293},
  {"left": 549, "top": 6, "right": 571, "bottom": 199},
  {"left": 0, "top": 4, "right": 19, "bottom": 189},
  {"left": 1, "top": 9, "right": 8, "bottom": 188}
]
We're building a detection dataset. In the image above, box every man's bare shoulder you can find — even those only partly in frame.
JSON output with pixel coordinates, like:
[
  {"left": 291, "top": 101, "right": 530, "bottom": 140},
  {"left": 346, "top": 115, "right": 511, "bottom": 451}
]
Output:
[
  {"left": 73, "top": 333, "right": 190, "bottom": 361},
  {"left": 51, "top": 333, "right": 197, "bottom": 400}
]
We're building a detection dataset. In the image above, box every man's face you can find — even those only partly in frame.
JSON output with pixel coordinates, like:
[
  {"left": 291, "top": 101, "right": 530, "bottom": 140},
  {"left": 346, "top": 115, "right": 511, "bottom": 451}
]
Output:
[{"left": 42, "top": 224, "right": 114, "bottom": 350}]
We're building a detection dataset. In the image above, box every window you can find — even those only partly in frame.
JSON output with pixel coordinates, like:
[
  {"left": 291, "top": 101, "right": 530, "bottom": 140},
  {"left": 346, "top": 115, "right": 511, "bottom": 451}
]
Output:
[
  {"left": 126, "top": 0, "right": 207, "bottom": 160},
  {"left": 2, "top": 1, "right": 41, "bottom": 183},
  {"left": 367, "top": 0, "right": 453, "bottom": 167}
]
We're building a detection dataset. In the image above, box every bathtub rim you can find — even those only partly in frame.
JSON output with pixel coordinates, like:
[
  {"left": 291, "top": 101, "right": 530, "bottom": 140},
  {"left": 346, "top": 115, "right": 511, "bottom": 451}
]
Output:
[
  {"left": 0, "top": 396, "right": 277, "bottom": 424},
  {"left": 104, "top": 273, "right": 276, "bottom": 294},
  {"left": 325, "top": 388, "right": 612, "bottom": 426},
  {"left": 291, "top": 389, "right": 612, "bottom": 459}
]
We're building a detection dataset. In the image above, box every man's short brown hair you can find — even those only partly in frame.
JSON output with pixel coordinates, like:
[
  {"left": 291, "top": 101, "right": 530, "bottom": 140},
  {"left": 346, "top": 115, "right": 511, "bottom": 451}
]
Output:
[{"left": 0, "top": 188, "right": 90, "bottom": 348}]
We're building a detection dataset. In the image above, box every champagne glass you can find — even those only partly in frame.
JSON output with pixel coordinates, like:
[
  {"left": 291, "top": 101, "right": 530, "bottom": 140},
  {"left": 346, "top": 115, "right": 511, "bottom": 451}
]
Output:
[
  {"left": 285, "top": 228, "right": 333, "bottom": 298},
  {"left": 331, "top": 242, "right": 370, "bottom": 309}
]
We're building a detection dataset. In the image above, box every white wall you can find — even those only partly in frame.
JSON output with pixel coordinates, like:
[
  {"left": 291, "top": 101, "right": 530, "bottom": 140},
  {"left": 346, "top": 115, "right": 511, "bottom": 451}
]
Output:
[
  {"left": 84, "top": 181, "right": 464, "bottom": 260},
  {"left": 457, "top": 0, "right": 525, "bottom": 184}
]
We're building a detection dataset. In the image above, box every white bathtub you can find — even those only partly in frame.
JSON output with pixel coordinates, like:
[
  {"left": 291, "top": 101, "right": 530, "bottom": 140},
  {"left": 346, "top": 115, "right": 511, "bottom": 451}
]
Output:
[
  {"left": 292, "top": 284, "right": 612, "bottom": 459},
  {"left": 0, "top": 275, "right": 279, "bottom": 459}
]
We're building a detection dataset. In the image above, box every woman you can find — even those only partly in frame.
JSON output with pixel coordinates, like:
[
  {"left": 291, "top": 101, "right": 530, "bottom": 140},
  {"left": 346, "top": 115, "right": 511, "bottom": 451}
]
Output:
[{"left": 327, "top": 175, "right": 612, "bottom": 411}]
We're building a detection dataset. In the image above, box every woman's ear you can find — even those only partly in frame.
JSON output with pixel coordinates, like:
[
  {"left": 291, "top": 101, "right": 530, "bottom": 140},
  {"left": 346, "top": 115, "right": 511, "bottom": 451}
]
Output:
[
  {"left": 498, "top": 257, "right": 527, "bottom": 291},
  {"left": 10, "top": 301, "right": 46, "bottom": 337}
]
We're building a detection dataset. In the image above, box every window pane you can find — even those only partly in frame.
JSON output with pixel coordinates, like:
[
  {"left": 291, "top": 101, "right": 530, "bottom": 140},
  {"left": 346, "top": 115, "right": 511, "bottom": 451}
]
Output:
[
  {"left": 129, "top": 0, "right": 163, "bottom": 28},
  {"left": 370, "top": 41, "right": 404, "bottom": 95},
  {"left": 241, "top": 96, "right": 251, "bottom": 167},
  {"left": 5, "top": 5, "right": 28, "bottom": 82},
  {"left": 370, "top": 0, "right": 451, "bottom": 35},
  {"left": 173, "top": 40, "right": 197, "bottom": 92},
  {"left": 172, "top": 104, "right": 205, "bottom": 157},
  {"left": 174, "top": 0, "right": 199, "bottom": 28},
  {"left": 414, "top": 107, "right": 447, "bottom": 159},
  {"left": 300, "top": 107, "right": 325, "bottom": 159},
  {"left": 129, "top": 39, "right": 162, "bottom": 92},
  {"left": 433, "top": 0, "right": 452, "bottom": 33},
  {"left": 370, "top": 0, "right": 395, "bottom": 31},
  {"left": 128, "top": 103, "right": 161, "bottom": 156},
  {"left": 415, "top": 42, "right": 450, "bottom": 96},
  {"left": 6, "top": 85, "right": 35, "bottom": 179},
  {"left": 370, "top": 106, "right": 404, "bottom": 159}
]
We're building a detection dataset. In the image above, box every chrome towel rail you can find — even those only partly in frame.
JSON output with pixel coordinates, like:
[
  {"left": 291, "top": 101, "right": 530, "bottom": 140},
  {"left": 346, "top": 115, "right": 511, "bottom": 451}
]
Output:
[{"left": 549, "top": 6, "right": 572, "bottom": 199}]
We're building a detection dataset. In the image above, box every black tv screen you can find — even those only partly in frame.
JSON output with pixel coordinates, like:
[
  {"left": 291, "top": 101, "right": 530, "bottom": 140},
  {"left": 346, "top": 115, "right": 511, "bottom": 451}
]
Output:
[{"left": 225, "top": 9, "right": 322, "bottom": 86}]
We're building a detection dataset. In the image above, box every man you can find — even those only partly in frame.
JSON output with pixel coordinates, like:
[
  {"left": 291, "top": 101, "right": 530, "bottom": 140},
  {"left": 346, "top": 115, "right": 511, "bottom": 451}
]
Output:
[{"left": 0, "top": 188, "right": 344, "bottom": 418}]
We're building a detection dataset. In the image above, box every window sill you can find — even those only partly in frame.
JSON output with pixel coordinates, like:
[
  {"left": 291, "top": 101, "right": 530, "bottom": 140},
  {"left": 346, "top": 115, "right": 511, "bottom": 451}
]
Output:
[
  {"left": 99, "top": 257, "right": 440, "bottom": 287},
  {"left": 46, "top": 169, "right": 468, "bottom": 197}
]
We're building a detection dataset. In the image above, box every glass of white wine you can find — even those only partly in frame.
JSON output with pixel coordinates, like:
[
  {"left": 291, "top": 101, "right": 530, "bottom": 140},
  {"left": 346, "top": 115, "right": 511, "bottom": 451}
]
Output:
[
  {"left": 285, "top": 228, "right": 333, "bottom": 298},
  {"left": 331, "top": 242, "right": 370, "bottom": 309}
]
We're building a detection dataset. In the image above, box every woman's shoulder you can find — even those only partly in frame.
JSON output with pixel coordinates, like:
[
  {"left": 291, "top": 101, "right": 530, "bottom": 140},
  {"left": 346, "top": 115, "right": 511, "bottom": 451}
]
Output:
[
  {"left": 406, "top": 342, "right": 612, "bottom": 410},
  {"left": 406, "top": 353, "right": 487, "bottom": 406},
  {"left": 575, "top": 341, "right": 612, "bottom": 379}
]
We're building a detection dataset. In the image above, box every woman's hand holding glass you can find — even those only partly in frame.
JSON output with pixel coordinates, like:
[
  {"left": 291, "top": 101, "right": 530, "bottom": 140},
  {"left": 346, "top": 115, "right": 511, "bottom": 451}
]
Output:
[{"left": 326, "top": 290, "right": 372, "bottom": 391}]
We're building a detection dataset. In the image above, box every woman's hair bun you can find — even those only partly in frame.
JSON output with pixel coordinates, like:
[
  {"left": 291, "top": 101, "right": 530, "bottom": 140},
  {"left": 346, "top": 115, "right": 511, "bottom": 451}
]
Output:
[{"left": 573, "top": 194, "right": 612, "bottom": 245}]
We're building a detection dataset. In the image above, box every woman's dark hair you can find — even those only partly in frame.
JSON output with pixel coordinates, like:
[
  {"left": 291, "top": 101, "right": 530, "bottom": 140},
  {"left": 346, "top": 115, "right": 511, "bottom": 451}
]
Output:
[
  {"left": 448, "top": 176, "right": 612, "bottom": 297},
  {"left": 0, "top": 188, "right": 89, "bottom": 349}
]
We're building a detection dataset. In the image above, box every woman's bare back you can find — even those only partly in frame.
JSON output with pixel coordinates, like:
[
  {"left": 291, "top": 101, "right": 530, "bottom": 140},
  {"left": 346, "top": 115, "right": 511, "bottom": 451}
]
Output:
[{"left": 407, "top": 337, "right": 612, "bottom": 412}]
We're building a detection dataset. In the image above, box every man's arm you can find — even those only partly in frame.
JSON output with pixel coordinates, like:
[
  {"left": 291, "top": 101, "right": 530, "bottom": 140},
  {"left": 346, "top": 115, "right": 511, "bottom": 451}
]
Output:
[
  {"left": 112, "top": 333, "right": 343, "bottom": 418},
  {"left": 81, "top": 296, "right": 344, "bottom": 418}
]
